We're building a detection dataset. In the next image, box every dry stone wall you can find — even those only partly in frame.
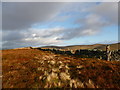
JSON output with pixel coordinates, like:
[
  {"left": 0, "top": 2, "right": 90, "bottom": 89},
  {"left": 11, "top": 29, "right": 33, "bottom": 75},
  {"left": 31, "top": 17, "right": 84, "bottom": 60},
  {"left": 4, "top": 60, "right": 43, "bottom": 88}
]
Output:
[{"left": 37, "top": 48, "right": 120, "bottom": 61}]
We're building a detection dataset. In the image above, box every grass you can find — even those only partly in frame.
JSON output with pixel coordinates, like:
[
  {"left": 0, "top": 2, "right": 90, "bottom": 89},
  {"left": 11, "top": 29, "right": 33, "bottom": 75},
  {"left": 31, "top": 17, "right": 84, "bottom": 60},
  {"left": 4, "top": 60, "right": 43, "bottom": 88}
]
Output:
[{"left": 2, "top": 49, "right": 120, "bottom": 88}]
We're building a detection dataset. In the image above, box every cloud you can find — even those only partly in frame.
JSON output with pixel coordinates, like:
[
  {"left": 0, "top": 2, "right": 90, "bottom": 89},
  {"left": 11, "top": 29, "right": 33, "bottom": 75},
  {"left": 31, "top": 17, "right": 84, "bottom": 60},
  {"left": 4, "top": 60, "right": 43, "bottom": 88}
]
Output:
[
  {"left": 2, "top": 2, "right": 118, "bottom": 49},
  {"left": 2, "top": 0, "right": 119, "bottom": 2},
  {"left": 2, "top": 2, "right": 65, "bottom": 30},
  {"left": 55, "top": 14, "right": 108, "bottom": 40},
  {"left": 88, "top": 2, "right": 118, "bottom": 25},
  {"left": 56, "top": 28, "right": 100, "bottom": 40},
  {"left": 2, "top": 27, "right": 64, "bottom": 49},
  {"left": 56, "top": 2, "right": 118, "bottom": 40}
]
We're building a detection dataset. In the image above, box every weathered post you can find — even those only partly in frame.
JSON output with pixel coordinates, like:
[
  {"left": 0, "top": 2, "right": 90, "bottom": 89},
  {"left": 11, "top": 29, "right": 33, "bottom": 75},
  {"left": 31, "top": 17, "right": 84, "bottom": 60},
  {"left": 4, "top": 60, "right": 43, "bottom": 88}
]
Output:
[
  {"left": 30, "top": 46, "right": 33, "bottom": 49},
  {"left": 106, "top": 45, "right": 111, "bottom": 61}
]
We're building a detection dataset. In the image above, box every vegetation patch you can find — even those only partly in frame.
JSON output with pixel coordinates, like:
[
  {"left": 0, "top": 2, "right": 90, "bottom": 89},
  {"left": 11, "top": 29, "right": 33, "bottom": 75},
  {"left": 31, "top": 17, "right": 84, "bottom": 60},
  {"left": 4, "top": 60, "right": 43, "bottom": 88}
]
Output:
[{"left": 2, "top": 49, "right": 120, "bottom": 88}]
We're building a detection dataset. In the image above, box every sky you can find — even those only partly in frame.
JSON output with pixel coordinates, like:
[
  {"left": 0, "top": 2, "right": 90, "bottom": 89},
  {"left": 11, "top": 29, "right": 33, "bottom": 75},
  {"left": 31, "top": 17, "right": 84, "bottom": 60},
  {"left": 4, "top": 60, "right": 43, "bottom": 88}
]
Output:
[{"left": 1, "top": 2, "right": 119, "bottom": 49}]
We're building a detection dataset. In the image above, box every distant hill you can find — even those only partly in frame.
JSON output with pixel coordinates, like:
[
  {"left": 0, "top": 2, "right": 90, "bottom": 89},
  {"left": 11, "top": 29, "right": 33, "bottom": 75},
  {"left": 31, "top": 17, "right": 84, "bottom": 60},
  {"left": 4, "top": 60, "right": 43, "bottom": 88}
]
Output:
[
  {"left": 13, "top": 47, "right": 33, "bottom": 49},
  {"left": 40, "top": 43, "right": 120, "bottom": 51},
  {"left": 12, "top": 43, "right": 120, "bottom": 51},
  {"left": 96, "top": 43, "right": 120, "bottom": 51}
]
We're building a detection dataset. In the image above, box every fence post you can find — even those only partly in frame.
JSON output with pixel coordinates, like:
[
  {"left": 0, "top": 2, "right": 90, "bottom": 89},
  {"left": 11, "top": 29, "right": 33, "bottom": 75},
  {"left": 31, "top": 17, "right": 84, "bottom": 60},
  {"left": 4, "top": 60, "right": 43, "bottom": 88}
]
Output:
[{"left": 106, "top": 45, "right": 111, "bottom": 61}]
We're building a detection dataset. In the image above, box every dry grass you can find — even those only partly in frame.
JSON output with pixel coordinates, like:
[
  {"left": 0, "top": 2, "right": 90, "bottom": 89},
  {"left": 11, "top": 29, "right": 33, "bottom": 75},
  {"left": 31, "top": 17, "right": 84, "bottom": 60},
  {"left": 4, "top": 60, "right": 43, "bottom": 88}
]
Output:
[{"left": 2, "top": 49, "right": 120, "bottom": 88}]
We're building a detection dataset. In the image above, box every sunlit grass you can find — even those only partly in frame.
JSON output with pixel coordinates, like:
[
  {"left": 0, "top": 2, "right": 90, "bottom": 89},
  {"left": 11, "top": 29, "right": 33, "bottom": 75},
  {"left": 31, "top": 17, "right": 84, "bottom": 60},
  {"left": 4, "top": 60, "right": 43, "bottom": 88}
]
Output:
[{"left": 2, "top": 49, "right": 120, "bottom": 88}]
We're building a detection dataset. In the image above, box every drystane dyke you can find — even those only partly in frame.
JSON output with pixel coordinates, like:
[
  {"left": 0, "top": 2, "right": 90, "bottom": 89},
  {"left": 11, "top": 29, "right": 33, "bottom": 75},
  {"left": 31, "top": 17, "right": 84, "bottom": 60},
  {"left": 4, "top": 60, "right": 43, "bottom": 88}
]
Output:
[{"left": 37, "top": 48, "right": 120, "bottom": 61}]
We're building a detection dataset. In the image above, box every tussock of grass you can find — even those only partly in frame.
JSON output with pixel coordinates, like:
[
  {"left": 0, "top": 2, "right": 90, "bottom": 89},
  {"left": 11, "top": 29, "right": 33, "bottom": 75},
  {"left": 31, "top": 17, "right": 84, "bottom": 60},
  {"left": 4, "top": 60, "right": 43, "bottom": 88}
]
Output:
[{"left": 2, "top": 49, "right": 120, "bottom": 88}]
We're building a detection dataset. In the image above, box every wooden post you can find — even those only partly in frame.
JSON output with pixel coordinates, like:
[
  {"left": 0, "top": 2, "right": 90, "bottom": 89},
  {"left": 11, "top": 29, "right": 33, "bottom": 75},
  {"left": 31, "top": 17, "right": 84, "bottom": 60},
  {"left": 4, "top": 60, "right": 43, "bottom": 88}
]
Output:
[{"left": 106, "top": 45, "right": 111, "bottom": 61}]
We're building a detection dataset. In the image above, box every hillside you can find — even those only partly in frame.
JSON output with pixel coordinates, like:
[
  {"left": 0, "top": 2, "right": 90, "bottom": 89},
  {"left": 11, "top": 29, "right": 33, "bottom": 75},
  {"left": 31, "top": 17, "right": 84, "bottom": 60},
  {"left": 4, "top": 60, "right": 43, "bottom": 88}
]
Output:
[
  {"left": 40, "top": 43, "right": 120, "bottom": 51},
  {"left": 2, "top": 49, "right": 120, "bottom": 88}
]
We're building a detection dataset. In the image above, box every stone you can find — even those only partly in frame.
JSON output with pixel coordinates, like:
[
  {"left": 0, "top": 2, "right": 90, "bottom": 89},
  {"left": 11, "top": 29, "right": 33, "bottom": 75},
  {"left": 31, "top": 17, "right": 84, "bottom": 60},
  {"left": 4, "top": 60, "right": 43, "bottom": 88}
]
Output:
[{"left": 60, "top": 72, "right": 70, "bottom": 81}]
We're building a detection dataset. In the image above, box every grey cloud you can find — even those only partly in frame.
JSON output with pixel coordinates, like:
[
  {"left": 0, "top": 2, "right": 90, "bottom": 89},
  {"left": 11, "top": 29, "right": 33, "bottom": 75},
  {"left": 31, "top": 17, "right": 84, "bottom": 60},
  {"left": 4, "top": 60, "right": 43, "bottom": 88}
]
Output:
[
  {"left": 56, "top": 14, "right": 108, "bottom": 40},
  {"left": 89, "top": 2, "right": 118, "bottom": 25},
  {"left": 2, "top": 31, "right": 26, "bottom": 41},
  {"left": 56, "top": 28, "right": 100, "bottom": 40},
  {"left": 0, "top": 2, "right": 2, "bottom": 31},
  {"left": 2, "top": 2, "right": 118, "bottom": 49},
  {"left": 75, "top": 2, "right": 118, "bottom": 26},
  {"left": 2, "top": 2, "right": 65, "bottom": 30},
  {"left": 2, "top": 41, "right": 26, "bottom": 49},
  {"left": 2, "top": 27, "right": 64, "bottom": 49},
  {"left": 57, "top": 2, "right": 118, "bottom": 40}
]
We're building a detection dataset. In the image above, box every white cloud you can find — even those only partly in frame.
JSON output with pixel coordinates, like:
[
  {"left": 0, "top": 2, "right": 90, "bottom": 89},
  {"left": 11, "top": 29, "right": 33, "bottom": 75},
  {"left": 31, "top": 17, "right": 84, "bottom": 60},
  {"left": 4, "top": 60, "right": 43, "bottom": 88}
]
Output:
[
  {"left": 57, "top": 2, "right": 118, "bottom": 40},
  {"left": 81, "top": 29, "right": 99, "bottom": 35},
  {"left": 2, "top": 27, "right": 65, "bottom": 49},
  {"left": 2, "top": 2, "right": 118, "bottom": 49}
]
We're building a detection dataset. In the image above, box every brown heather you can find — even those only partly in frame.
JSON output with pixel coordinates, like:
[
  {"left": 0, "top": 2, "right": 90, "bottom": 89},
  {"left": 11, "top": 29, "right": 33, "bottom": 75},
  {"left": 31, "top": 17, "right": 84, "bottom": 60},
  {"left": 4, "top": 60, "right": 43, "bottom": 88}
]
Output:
[{"left": 2, "top": 49, "right": 120, "bottom": 88}]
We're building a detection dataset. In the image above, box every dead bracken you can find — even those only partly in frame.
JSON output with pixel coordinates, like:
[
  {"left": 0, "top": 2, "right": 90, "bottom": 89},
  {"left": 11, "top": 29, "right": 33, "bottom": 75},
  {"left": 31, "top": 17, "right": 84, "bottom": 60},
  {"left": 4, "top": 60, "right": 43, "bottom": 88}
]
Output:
[{"left": 2, "top": 49, "right": 120, "bottom": 88}]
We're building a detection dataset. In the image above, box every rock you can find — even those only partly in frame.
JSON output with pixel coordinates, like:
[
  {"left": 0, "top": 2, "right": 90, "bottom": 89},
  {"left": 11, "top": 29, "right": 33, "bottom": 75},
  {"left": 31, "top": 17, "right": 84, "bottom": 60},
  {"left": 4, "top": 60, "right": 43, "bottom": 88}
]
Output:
[
  {"left": 60, "top": 72, "right": 70, "bottom": 81},
  {"left": 39, "top": 76, "right": 43, "bottom": 80},
  {"left": 50, "top": 60, "right": 56, "bottom": 65},
  {"left": 85, "top": 79, "right": 95, "bottom": 88},
  {"left": 52, "top": 68, "right": 59, "bottom": 73},
  {"left": 47, "top": 72, "right": 58, "bottom": 82},
  {"left": 76, "top": 65, "right": 83, "bottom": 69}
]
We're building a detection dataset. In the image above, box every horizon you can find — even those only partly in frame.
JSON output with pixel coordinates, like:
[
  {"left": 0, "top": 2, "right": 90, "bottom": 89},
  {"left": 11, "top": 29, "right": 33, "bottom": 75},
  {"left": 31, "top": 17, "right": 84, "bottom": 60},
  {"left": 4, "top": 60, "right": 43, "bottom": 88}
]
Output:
[
  {"left": 2, "top": 2, "right": 118, "bottom": 49},
  {"left": 2, "top": 42, "right": 119, "bottom": 50}
]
